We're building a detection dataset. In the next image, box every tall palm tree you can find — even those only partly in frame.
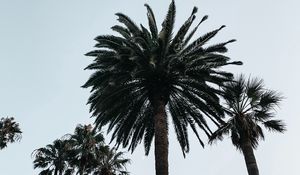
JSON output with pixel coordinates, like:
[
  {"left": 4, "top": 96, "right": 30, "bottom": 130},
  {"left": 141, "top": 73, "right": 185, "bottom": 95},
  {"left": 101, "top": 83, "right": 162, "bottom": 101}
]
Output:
[
  {"left": 0, "top": 117, "right": 22, "bottom": 149},
  {"left": 83, "top": 1, "right": 241, "bottom": 174},
  {"left": 90, "top": 146, "right": 130, "bottom": 175},
  {"left": 65, "top": 124, "right": 105, "bottom": 175},
  {"left": 209, "top": 75, "right": 286, "bottom": 175},
  {"left": 33, "top": 139, "right": 72, "bottom": 175}
]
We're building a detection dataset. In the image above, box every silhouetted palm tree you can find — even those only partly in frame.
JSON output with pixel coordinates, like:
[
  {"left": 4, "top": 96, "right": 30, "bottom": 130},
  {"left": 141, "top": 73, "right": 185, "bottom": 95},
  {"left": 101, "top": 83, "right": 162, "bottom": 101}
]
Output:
[
  {"left": 90, "top": 146, "right": 130, "bottom": 175},
  {"left": 65, "top": 124, "right": 105, "bottom": 175},
  {"left": 0, "top": 117, "right": 21, "bottom": 149},
  {"left": 33, "top": 139, "right": 72, "bottom": 175},
  {"left": 83, "top": 1, "right": 241, "bottom": 174},
  {"left": 209, "top": 75, "right": 286, "bottom": 175}
]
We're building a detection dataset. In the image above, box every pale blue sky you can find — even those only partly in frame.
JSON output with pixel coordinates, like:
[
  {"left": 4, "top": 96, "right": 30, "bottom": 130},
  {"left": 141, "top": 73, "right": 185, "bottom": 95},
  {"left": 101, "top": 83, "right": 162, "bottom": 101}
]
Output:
[{"left": 0, "top": 0, "right": 299, "bottom": 174}]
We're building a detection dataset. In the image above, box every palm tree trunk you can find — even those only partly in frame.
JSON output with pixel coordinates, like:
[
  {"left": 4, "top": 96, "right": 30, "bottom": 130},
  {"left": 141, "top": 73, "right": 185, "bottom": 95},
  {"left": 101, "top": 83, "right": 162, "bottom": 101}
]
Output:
[
  {"left": 80, "top": 168, "right": 84, "bottom": 175},
  {"left": 54, "top": 168, "right": 58, "bottom": 175},
  {"left": 153, "top": 98, "right": 168, "bottom": 175},
  {"left": 241, "top": 140, "right": 259, "bottom": 175},
  {"left": 79, "top": 162, "right": 85, "bottom": 175},
  {"left": 101, "top": 168, "right": 113, "bottom": 175}
]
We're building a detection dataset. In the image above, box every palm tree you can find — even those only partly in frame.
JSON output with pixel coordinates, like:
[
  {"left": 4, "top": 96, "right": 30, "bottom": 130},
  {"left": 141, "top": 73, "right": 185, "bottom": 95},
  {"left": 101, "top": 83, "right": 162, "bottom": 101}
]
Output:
[
  {"left": 90, "top": 146, "right": 130, "bottom": 175},
  {"left": 0, "top": 117, "right": 22, "bottom": 149},
  {"left": 32, "top": 139, "right": 72, "bottom": 175},
  {"left": 209, "top": 75, "right": 286, "bottom": 175},
  {"left": 83, "top": 1, "right": 241, "bottom": 175},
  {"left": 65, "top": 124, "right": 105, "bottom": 175}
]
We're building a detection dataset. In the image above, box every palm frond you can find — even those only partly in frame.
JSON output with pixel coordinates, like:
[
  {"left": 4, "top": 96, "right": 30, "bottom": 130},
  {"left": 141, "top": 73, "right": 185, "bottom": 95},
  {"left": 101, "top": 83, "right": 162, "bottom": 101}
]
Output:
[
  {"left": 115, "top": 13, "right": 141, "bottom": 37},
  {"left": 169, "top": 6, "right": 198, "bottom": 54},
  {"left": 259, "top": 90, "right": 283, "bottom": 110},
  {"left": 263, "top": 120, "right": 286, "bottom": 133},
  {"left": 144, "top": 3, "right": 158, "bottom": 39},
  {"left": 158, "top": 0, "right": 176, "bottom": 58},
  {"left": 181, "top": 25, "right": 226, "bottom": 56},
  {"left": 183, "top": 15, "right": 208, "bottom": 47}
]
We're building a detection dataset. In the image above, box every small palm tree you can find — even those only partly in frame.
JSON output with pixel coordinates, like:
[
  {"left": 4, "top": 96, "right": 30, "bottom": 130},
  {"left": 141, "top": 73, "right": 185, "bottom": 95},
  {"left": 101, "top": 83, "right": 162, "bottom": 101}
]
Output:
[
  {"left": 91, "top": 146, "right": 130, "bottom": 175},
  {"left": 65, "top": 124, "right": 105, "bottom": 175},
  {"left": 32, "top": 139, "right": 72, "bottom": 175},
  {"left": 209, "top": 75, "right": 286, "bottom": 175},
  {"left": 0, "top": 117, "right": 22, "bottom": 149},
  {"left": 83, "top": 1, "right": 241, "bottom": 175}
]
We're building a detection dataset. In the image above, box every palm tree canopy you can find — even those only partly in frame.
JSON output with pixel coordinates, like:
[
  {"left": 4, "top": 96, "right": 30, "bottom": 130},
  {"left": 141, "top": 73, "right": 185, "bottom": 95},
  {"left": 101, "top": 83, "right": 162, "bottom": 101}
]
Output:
[
  {"left": 32, "top": 124, "right": 130, "bottom": 175},
  {"left": 0, "top": 117, "right": 22, "bottom": 149},
  {"left": 64, "top": 124, "right": 105, "bottom": 174},
  {"left": 32, "top": 139, "right": 72, "bottom": 175},
  {"left": 91, "top": 146, "right": 130, "bottom": 175},
  {"left": 209, "top": 75, "right": 286, "bottom": 149},
  {"left": 83, "top": 0, "right": 241, "bottom": 155}
]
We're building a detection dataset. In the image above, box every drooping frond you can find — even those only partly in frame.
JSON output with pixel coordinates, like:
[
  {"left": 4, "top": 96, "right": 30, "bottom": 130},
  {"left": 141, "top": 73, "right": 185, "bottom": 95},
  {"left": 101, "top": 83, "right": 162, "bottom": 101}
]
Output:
[
  {"left": 115, "top": 13, "right": 141, "bottom": 37},
  {"left": 111, "top": 25, "right": 131, "bottom": 39},
  {"left": 209, "top": 120, "right": 232, "bottom": 143},
  {"left": 263, "top": 120, "right": 286, "bottom": 133}
]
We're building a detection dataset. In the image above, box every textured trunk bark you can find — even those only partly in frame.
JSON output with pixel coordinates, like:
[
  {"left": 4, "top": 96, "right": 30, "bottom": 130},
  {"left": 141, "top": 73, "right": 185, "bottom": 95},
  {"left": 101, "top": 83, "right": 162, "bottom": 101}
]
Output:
[
  {"left": 153, "top": 98, "right": 168, "bottom": 175},
  {"left": 241, "top": 140, "right": 259, "bottom": 175}
]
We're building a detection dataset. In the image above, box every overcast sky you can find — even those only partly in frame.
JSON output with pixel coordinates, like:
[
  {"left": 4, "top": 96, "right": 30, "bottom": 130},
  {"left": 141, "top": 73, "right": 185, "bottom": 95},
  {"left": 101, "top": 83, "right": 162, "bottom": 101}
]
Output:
[{"left": 0, "top": 0, "right": 299, "bottom": 174}]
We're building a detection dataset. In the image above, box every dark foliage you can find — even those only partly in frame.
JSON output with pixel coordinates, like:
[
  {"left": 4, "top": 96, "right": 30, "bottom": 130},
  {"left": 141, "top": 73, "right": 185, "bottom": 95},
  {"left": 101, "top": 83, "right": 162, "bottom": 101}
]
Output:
[
  {"left": 209, "top": 75, "right": 286, "bottom": 149},
  {"left": 32, "top": 124, "right": 130, "bottom": 175},
  {"left": 0, "top": 117, "right": 22, "bottom": 149},
  {"left": 83, "top": 0, "right": 241, "bottom": 156}
]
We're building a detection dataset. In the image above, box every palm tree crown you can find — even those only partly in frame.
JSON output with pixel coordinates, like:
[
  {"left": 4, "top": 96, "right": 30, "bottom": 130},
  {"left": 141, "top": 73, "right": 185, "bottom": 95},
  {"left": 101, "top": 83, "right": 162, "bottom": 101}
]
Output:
[
  {"left": 0, "top": 117, "right": 22, "bottom": 149},
  {"left": 65, "top": 124, "right": 105, "bottom": 175},
  {"left": 84, "top": 0, "right": 241, "bottom": 156},
  {"left": 32, "top": 139, "right": 72, "bottom": 175},
  {"left": 210, "top": 75, "right": 285, "bottom": 148},
  {"left": 90, "top": 146, "right": 130, "bottom": 175}
]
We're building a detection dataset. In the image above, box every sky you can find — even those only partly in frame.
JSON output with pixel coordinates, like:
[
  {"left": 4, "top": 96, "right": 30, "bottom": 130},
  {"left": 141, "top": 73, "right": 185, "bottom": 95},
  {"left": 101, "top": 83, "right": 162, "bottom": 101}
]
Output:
[{"left": 0, "top": 0, "right": 299, "bottom": 174}]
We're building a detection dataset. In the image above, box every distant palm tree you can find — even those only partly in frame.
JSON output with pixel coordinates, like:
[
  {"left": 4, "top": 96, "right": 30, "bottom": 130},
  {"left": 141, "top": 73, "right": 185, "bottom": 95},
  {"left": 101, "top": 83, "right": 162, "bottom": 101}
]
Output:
[
  {"left": 65, "top": 124, "right": 105, "bottom": 175},
  {"left": 90, "top": 146, "right": 130, "bottom": 175},
  {"left": 33, "top": 139, "right": 72, "bottom": 175},
  {"left": 83, "top": 1, "right": 241, "bottom": 175},
  {"left": 209, "top": 75, "right": 286, "bottom": 175},
  {"left": 0, "top": 117, "right": 22, "bottom": 149}
]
